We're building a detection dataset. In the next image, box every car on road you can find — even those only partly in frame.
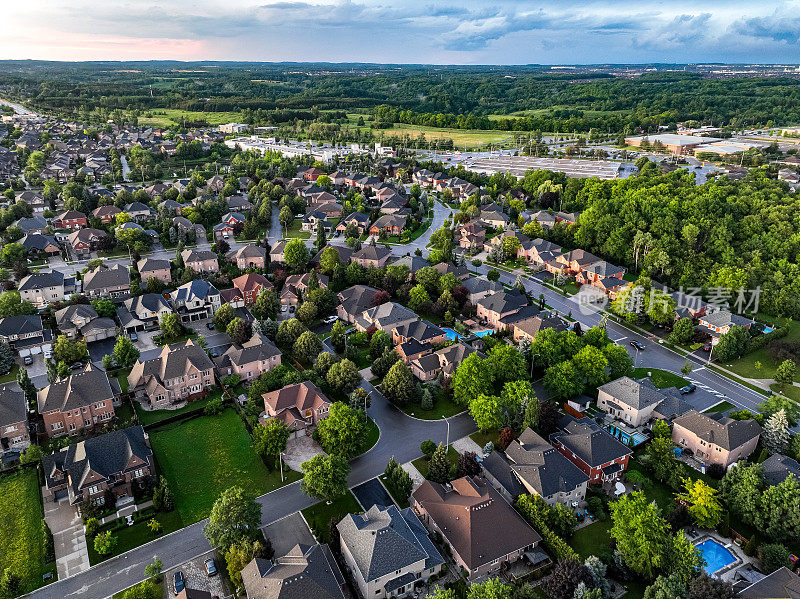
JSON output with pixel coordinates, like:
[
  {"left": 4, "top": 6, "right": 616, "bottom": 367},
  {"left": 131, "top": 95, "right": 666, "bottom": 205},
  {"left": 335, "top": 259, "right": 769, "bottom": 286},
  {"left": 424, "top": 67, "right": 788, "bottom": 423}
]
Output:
[
  {"left": 629, "top": 341, "right": 645, "bottom": 351},
  {"left": 205, "top": 558, "right": 217, "bottom": 577},
  {"left": 173, "top": 571, "right": 185, "bottom": 595},
  {"left": 23, "top": 356, "right": 32, "bottom": 365},
  {"left": 323, "top": 316, "right": 337, "bottom": 324},
  {"left": 206, "top": 322, "right": 215, "bottom": 330},
  {"left": 680, "top": 384, "right": 697, "bottom": 395}
]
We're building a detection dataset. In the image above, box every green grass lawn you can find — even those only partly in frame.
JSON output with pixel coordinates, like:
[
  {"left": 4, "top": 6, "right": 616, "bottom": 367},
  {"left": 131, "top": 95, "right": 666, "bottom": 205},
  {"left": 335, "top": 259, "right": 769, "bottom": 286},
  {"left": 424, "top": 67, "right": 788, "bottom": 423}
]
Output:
[
  {"left": 702, "top": 400, "right": 735, "bottom": 413},
  {"left": 134, "top": 389, "right": 222, "bottom": 427},
  {"left": 0, "top": 469, "right": 56, "bottom": 593},
  {"left": 770, "top": 383, "right": 800, "bottom": 402},
  {"left": 400, "top": 395, "right": 464, "bottom": 420},
  {"left": 569, "top": 520, "right": 612, "bottom": 559},
  {"left": 726, "top": 317, "right": 800, "bottom": 380},
  {"left": 87, "top": 509, "right": 183, "bottom": 565},
  {"left": 112, "top": 578, "right": 163, "bottom": 599},
  {"left": 149, "top": 409, "right": 301, "bottom": 525},
  {"left": 355, "top": 418, "right": 380, "bottom": 456},
  {"left": 378, "top": 474, "right": 410, "bottom": 508},
  {"left": 470, "top": 430, "right": 499, "bottom": 450},
  {"left": 301, "top": 491, "right": 362, "bottom": 543},
  {"left": 633, "top": 368, "right": 688, "bottom": 389},
  {"left": 0, "top": 364, "right": 19, "bottom": 383},
  {"left": 411, "top": 446, "right": 460, "bottom": 480},
  {"left": 284, "top": 219, "right": 311, "bottom": 240}
]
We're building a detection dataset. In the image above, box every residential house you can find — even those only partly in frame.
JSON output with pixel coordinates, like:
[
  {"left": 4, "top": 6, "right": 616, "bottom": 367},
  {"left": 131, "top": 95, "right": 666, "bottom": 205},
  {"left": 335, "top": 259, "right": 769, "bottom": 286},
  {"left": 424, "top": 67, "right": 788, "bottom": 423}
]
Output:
[
  {"left": 337, "top": 285, "right": 381, "bottom": 323},
  {"left": 181, "top": 248, "right": 219, "bottom": 273},
  {"left": 169, "top": 279, "right": 221, "bottom": 322},
  {"left": 122, "top": 202, "right": 155, "bottom": 222},
  {"left": 368, "top": 214, "right": 406, "bottom": 237},
  {"left": 285, "top": 272, "right": 328, "bottom": 297},
  {"left": 482, "top": 428, "right": 590, "bottom": 505},
  {"left": 551, "top": 249, "right": 602, "bottom": 276},
  {"left": 311, "top": 245, "right": 353, "bottom": 268},
  {"left": 117, "top": 294, "right": 174, "bottom": 334},
  {"left": 229, "top": 273, "right": 272, "bottom": 306},
  {"left": 21, "top": 233, "right": 61, "bottom": 259},
  {"left": 213, "top": 222, "right": 236, "bottom": 240},
  {"left": 269, "top": 240, "right": 289, "bottom": 264},
  {"left": 216, "top": 332, "right": 281, "bottom": 381},
  {"left": 698, "top": 310, "right": 754, "bottom": 342},
  {"left": 761, "top": 453, "right": 800, "bottom": 487},
  {"left": 517, "top": 238, "right": 563, "bottom": 266},
  {"left": 241, "top": 544, "right": 346, "bottom": 599},
  {"left": 54, "top": 304, "right": 116, "bottom": 342},
  {"left": 379, "top": 194, "right": 408, "bottom": 215},
  {"left": 301, "top": 210, "right": 331, "bottom": 234},
  {"left": 226, "top": 195, "right": 252, "bottom": 212},
  {"left": 671, "top": 410, "right": 761, "bottom": 468},
  {"left": 476, "top": 290, "right": 528, "bottom": 329},
  {"left": 67, "top": 228, "right": 107, "bottom": 259},
  {"left": 137, "top": 258, "right": 172, "bottom": 286},
  {"left": 259, "top": 381, "right": 331, "bottom": 433},
  {"left": 83, "top": 264, "right": 131, "bottom": 298},
  {"left": 510, "top": 315, "right": 567, "bottom": 343},
  {"left": 92, "top": 205, "right": 122, "bottom": 224},
  {"left": 412, "top": 476, "right": 540, "bottom": 580},
  {"left": 550, "top": 416, "right": 632, "bottom": 484},
  {"left": 127, "top": 339, "right": 216, "bottom": 409},
  {"left": 42, "top": 426, "right": 153, "bottom": 509},
  {"left": 226, "top": 244, "right": 266, "bottom": 270},
  {"left": 337, "top": 504, "right": 443, "bottom": 599},
  {"left": 390, "top": 319, "right": 446, "bottom": 348},
  {"left": 52, "top": 210, "right": 87, "bottom": 230},
  {"left": 18, "top": 271, "right": 74, "bottom": 307},
  {"left": 315, "top": 202, "right": 342, "bottom": 219},
  {"left": 13, "top": 215, "right": 48, "bottom": 235},
  {"left": 38, "top": 364, "right": 117, "bottom": 438},
  {"left": 737, "top": 567, "right": 800, "bottom": 598},
  {"left": 0, "top": 314, "right": 53, "bottom": 356},
  {"left": 336, "top": 212, "right": 370, "bottom": 235},
  {"left": 351, "top": 245, "right": 392, "bottom": 268},
  {"left": 19, "top": 190, "right": 46, "bottom": 212},
  {"left": 0, "top": 386, "right": 30, "bottom": 458},
  {"left": 480, "top": 207, "right": 509, "bottom": 229},
  {"left": 461, "top": 276, "right": 503, "bottom": 305},
  {"left": 409, "top": 341, "right": 479, "bottom": 381},
  {"left": 457, "top": 222, "right": 486, "bottom": 251},
  {"left": 355, "top": 302, "right": 417, "bottom": 333},
  {"left": 597, "top": 377, "right": 667, "bottom": 427}
]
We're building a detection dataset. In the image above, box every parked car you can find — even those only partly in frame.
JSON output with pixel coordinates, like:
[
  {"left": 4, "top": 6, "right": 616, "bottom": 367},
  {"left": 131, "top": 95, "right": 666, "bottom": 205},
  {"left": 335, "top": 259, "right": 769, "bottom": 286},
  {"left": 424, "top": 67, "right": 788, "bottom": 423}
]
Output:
[
  {"left": 205, "top": 558, "right": 217, "bottom": 577},
  {"left": 629, "top": 341, "right": 645, "bottom": 351},
  {"left": 173, "top": 571, "right": 185, "bottom": 595},
  {"left": 130, "top": 332, "right": 138, "bottom": 342},
  {"left": 23, "top": 356, "right": 33, "bottom": 365},
  {"left": 70, "top": 361, "right": 83, "bottom": 370},
  {"left": 206, "top": 322, "right": 215, "bottom": 330},
  {"left": 43, "top": 349, "right": 52, "bottom": 359},
  {"left": 680, "top": 384, "right": 697, "bottom": 395},
  {"left": 702, "top": 345, "right": 712, "bottom": 352},
  {"left": 323, "top": 315, "right": 337, "bottom": 324}
]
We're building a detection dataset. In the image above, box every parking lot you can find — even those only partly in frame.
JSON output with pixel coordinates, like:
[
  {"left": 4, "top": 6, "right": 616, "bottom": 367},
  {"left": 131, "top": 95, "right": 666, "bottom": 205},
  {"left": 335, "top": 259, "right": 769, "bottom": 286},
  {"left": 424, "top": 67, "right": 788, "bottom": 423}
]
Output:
[
  {"left": 162, "top": 549, "right": 229, "bottom": 598},
  {"left": 464, "top": 155, "right": 629, "bottom": 179}
]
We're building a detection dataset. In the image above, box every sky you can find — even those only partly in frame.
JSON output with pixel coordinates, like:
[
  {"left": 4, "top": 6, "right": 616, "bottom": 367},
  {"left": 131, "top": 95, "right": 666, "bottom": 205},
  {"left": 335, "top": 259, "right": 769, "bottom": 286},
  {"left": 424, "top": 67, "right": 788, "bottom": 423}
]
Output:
[{"left": 2, "top": 0, "right": 800, "bottom": 64}]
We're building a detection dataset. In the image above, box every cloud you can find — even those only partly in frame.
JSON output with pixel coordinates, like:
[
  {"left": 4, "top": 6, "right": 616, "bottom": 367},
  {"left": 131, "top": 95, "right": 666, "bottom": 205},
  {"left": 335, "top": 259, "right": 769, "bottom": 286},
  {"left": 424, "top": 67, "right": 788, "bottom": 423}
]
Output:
[{"left": 733, "top": 8, "right": 800, "bottom": 43}]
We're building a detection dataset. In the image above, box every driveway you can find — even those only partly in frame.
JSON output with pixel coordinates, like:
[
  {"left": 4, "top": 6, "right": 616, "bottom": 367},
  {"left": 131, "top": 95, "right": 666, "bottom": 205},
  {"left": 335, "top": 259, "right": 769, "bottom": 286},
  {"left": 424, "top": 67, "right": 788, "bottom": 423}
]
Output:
[
  {"left": 282, "top": 434, "right": 325, "bottom": 471},
  {"left": 262, "top": 512, "right": 315, "bottom": 556},
  {"left": 161, "top": 550, "right": 228, "bottom": 599},
  {"left": 87, "top": 338, "right": 115, "bottom": 363},
  {"left": 352, "top": 478, "right": 394, "bottom": 510},
  {"left": 43, "top": 496, "right": 89, "bottom": 580}
]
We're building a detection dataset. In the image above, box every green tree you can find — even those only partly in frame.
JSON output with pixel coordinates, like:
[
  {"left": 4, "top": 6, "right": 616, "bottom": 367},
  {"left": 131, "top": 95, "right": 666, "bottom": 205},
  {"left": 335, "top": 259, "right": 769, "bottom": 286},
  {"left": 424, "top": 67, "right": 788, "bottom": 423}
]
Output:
[
  {"left": 319, "top": 246, "right": 340, "bottom": 274},
  {"left": 451, "top": 353, "right": 492, "bottom": 406},
  {"left": 90, "top": 298, "right": 116, "bottom": 318},
  {"left": 203, "top": 486, "right": 262, "bottom": 551},
  {"left": 326, "top": 358, "right": 361, "bottom": 394},
  {"left": 253, "top": 288, "right": 279, "bottom": 319},
  {"left": 609, "top": 491, "right": 670, "bottom": 579},
  {"left": 470, "top": 394, "right": 504, "bottom": 432},
  {"left": 572, "top": 345, "right": 610, "bottom": 389},
  {"left": 16, "top": 366, "right": 36, "bottom": 407},
  {"left": 316, "top": 402, "right": 366, "bottom": 459},
  {"left": 467, "top": 578, "right": 513, "bottom": 599},
  {"left": 20, "top": 444, "right": 43, "bottom": 465},
  {"left": 713, "top": 326, "right": 750, "bottom": 362},
  {"left": 669, "top": 317, "right": 695, "bottom": 344},
  {"left": 0, "top": 341, "right": 14, "bottom": 376},
  {"left": 314, "top": 351, "right": 339, "bottom": 377},
  {"left": 227, "top": 317, "right": 253, "bottom": 346},
  {"left": 775, "top": 360, "right": 796, "bottom": 386},
  {"left": 603, "top": 343, "right": 635, "bottom": 379},
  {"left": 284, "top": 238, "right": 309, "bottom": 269},
  {"left": 427, "top": 443, "right": 451, "bottom": 484},
  {"left": 408, "top": 284, "right": 431, "bottom": 312},
  {"left": 213, "top": 302, "right": 236, "bottom": 331},
  {"left": 644, "top": 574, "right": 687, "bottom": 599},
  {"left": 0, "top": 290, "right": 35, "bottom": 317},
  {"left": 676, "top": 478, "right": 723, "bottom": 528},
  {"left": 94, "top": 531, "right": 117, "bottom": 555},
  {"left": 252, "top": 420, "right": 290, "bottom": 465},
  {"left": 300, "top": 454, "right": 350, "bottom": 501},
  {"left": 53, "top": 334, "right": 87, "bottom": 364},
  {"left": 296, "top": 300, "right": 318, "bottom": 326},
  {"left": 763, "top": 409, "right": 791, "bottom": 454},
  {"left": 144, "top": 558, "right": 163, "bottom": 581},
  {"left": 159, "top": 312, "right": 182, "bottom": 340},
  {"left": 720, "top": 463, "right": 763, "bottom": 525},
  {"left": 487, "top": 345, "right": 526, "bottom": 383},
  {"left": 646, "top": 434, "right": 677, "bottom": 481},
  {"left": 276, "top": 318, "right": 307, "bottom": 348},
  {"left": 544, "top": 361, "right": 583, "bottom": 401},
  {"left": 292, "top": 330, "right": 322, "bottom": 363},
  {"left": 382, "top": 361, "right": 415, "bottom": 404},
  {"left": 760, "top": 543, "right": 791, "bottom": 573},
  {"left": 755, "top": 475, "right": 800, "bottom": 542},
  {"left": 113, "top": 336, "right": 140, "bottom": 368},
  {"left": 330, "top": 320, "right": 347, "bottom": 353}
]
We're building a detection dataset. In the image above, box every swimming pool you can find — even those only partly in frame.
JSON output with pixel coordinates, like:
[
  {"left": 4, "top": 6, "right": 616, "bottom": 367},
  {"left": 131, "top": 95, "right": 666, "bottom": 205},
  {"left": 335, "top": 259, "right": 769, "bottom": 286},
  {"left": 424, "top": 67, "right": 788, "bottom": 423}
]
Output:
[
  {"left": 605, "top": 425, "right": 648, "bottom": 446},
  {"left": 696, "top": 538, "right": 737, "bottom": 574},
  {"left": 442, "top": 328, "right": 461, "bottom": 341},
  {"left": 474, "top": 330, "right": 492, "bottom": 337}
]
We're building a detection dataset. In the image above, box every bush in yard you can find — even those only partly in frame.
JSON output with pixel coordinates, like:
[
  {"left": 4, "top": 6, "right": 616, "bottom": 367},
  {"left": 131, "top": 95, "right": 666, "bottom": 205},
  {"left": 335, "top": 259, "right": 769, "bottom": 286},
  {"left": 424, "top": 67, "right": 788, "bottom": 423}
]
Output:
[
  {"left": 146, "top": 519, "right": 161, "bottom": 535},
  {"left": 223, "top": 373, "right": 241, "bottom": 388},
  {"left": 94, "top": 531, "right": 117, "bottom": 555},
  {"left": 84, "top": 517, "right": 99, "bottom": 538},
  {"left": 421, "top": 439, "right": 436, "bottom": 457},
  {"left": 152, "top": 476, "right": 174, "bottom": 512},
  {"left": 544, "top": 559, "right": 594, "bottom": 599},
  {"left": 203, "top": 396, "right": 224, "bottom": 416},
  {"left": 760, "top": 543, "right": 791, "bottom": 573},
  {"left": 457, "top": 451, "right": 481, "bottom": 477},
  {"left": 144, "top": 557, "right": 162, "bottom": 581}
]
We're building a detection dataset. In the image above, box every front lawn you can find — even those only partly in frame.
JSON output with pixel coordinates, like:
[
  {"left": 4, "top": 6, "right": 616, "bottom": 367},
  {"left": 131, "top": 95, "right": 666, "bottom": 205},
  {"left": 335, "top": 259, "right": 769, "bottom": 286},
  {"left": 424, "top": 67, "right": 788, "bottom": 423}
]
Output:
[
  {"left": 355, "top": 418, "right": 380, "bottom": 456},
  {"left": 702, "top": 400, "right": 735, "bottom": 413},
  {"left": 0, "top": 469, "right": 56, "bottom": 593},
  {"left": 301, "top": 491, "right": 362, "bottom": 543},
  {"left": 0, "top": 364, "right": 19, "bottom": 383},
  {"left": 87, "top": 509, "right": 183, "bottom": 565},
  {"left": 632, "top": 368, "right": 688, "bottom": 389},
  {"left": 134, "top": 388, "right": 223, "bottom": 427},
  {"left": 112, "top": 579, "right": 163, "bottom": 599},
  {"left": 400, "top": 395, "right": 464, "bottom": 420},
  {"left": 411, "top": 445, "right": 460, "bottom": 480},
  {"left": 284, "top": 219, "right": 311, "bottom": 239},
  {"left": 470, "top": 430, "right": 499, "bottom": 450},
  {"left": 149, "top": 409, "right": 301, "bottom": 525},
  {"left": 770, "top": 383, "right": 800, "bottom": 402}
]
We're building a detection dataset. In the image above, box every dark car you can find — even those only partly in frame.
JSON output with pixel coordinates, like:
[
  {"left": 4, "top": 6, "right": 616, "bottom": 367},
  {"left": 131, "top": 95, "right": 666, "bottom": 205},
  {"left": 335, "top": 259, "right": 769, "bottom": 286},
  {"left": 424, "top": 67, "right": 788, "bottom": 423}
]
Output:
[
  {"left": 680, "top": 384, "right": 697, "bottom": 395},
  {"left": 173, "top": 571, "right": 185, "bottom": 595},
  {"left": 206, "top": 322, "right": 215, "bottom": 330},
  {"left": 205, "top": 558, "right": 217, "bottom": 577},
  {"left": 629, "top": 341, "right": 645, "bottom": 351},
  {"left": 130, "top": 332, "right": 138, "bottom": 342},
  {"left": 208, "top": 348, "right": 220, "bottom": 358},
  {"left": 70, "top": 361, "right": 84, "bottom": 370}
]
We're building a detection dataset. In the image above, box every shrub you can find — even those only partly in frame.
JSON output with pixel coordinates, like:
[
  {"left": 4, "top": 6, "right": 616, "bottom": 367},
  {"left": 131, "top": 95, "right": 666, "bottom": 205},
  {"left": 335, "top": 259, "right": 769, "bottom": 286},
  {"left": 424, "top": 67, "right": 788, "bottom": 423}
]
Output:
[{"left": 203, "top": 397, "right": 224, "bottom": 416}]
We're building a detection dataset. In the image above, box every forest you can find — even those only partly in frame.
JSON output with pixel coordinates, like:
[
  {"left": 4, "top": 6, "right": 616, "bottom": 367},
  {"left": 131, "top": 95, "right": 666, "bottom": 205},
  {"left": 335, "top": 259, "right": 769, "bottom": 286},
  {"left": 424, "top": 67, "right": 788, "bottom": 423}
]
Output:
[{"left": 2, "top": 62, "right": 800, "bottom": 133}]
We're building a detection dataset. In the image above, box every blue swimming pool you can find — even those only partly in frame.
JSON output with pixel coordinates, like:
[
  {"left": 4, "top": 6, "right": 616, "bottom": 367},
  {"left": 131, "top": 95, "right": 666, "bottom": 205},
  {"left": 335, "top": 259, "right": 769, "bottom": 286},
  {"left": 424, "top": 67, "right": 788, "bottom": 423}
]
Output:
[
  {"left": 474, "top": 330, "right": 492, "bottom": 337},
  {"left": 442, "top": 328, "right": 460, "bottom": 341},
  {"left": 605, "top": 425, "right": 648, "bottom": 446},
  {"left": 696, "top": 539, "right": 737, "bottom": 574}
]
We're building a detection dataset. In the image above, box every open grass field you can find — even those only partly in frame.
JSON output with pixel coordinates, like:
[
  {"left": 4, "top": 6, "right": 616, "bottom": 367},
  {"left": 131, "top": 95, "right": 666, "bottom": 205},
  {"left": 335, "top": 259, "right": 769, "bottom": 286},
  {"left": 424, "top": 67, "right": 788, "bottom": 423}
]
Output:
[
  {"left": 149, "top": 408, "right": 301, "bottom": 525},
  {"left": 301, "top": 491, "right": 362, "bottom": 543},
  {"left": 726, "top": 317, "right": 800, "bottom": 381},
  {"left": 374, "top": 124, "right": 514, "bottom": 148},
  {"left": 138, "top": 109, "right": 244, "bottom": 128},
  {"left": 0, "top": 469, "right": 55, "bottom": 593}
]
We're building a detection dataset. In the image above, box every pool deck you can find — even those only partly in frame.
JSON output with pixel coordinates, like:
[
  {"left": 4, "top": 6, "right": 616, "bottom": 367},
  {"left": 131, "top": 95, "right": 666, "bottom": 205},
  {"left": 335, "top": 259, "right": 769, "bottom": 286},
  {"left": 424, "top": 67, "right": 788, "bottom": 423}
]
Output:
[{"left": 690, "top": 531, "right": 749, "bottom": 581}]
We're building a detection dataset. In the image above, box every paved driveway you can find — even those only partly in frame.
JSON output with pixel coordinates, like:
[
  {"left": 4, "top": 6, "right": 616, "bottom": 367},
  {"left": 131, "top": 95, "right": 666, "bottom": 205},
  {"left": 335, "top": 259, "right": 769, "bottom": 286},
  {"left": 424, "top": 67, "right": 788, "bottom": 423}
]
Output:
[
  {"left": 43, "top": 496, "right": 89, "bottom": 580},
  {"left": 87, "top": 338, "right": 115, "bottom": 363},
  {"left": 352, "top": 478, "right": 394, "bottom": 510},
  {"left": 161, "top": 550, "right": 228, "bottom": 599},
  {"left": 262, "top": 512, "right": 315, "bottom": 556}
]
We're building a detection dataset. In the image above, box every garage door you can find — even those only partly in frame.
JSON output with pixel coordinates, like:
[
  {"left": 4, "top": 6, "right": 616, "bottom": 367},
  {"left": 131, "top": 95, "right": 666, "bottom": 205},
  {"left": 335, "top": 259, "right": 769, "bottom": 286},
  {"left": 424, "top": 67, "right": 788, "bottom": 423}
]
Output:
[
  {"left": 29, "top": 346, "right": 42, "bottom": 355},
  {"left": 18, "top": 347, "right": 31, "bottom": 357},
  {"left": 54, "top": 489, "right": 67, "bottom": 501}
]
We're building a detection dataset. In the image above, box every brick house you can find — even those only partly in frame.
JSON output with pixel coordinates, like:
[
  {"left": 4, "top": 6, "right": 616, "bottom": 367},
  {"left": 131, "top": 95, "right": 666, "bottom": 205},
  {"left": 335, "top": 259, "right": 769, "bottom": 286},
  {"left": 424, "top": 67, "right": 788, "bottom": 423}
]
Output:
[
  {"left": 52, "top": 210, "right": 87, "bottom": 230},
  {"left": 671, "top": 410, "right": 761, "bottom": 468},
  {"left": 42, "top": 426, "right": 153, "bottom": 509},
  {"left": 337, "top": 285, "right": 381, "bottom": 323},
  {"left": 0, "top": 386, "right": 30, "bottom": 458},
  {"left": 38, "top": 364, "right": 117, "bottom": 438},
  {"left": 82, "top": 264, "right": 131, "bottom": 298},
  {"left": 351, "top": 245, "right": 392, "bottom": 268},
  {"left": 259, "top": 381, "right": 331, "bottom": 433},
  {"left": 412, "top": 476, "right": 541, "bottom": 580},
  {"left": 476, "top": 290, "right": 528, "bottom": 329},
  {"left": 92, "top": 205, "right": 122, "bottom": 224},
  {"left": 510, "top": 316, "right": 567, "bottom": 343},
  {"left": 698, "top": 310, "right": 754, "bottom": 342},
  {"left": 368, "top": 214, "right": 406, "bottom": 237},
  {"left": 517, "top": 238, "right": 562, "bottom": 265},
  {"left": 67, "top": 228, "right": 107, "bottom": 259},
  {"left": 336, "top": 212, "right": 370, "bottom": 235},
  {"left": 127, "top": 339, "right": 216, "bottom": 409},
  {"left": 181, "top": 249, "right": 219, "bottom": 273},
  {"left": 550, "top": 416, "right": 632, "bottom": 484},
  {"left": 226, "top": 244, "right": 266, "bottom": 270},
  {"left": 231, "top": 273, "right": 272, "bottom": 305},
  {"left": 215, "top": 332, "right": 281, "bottom": 381},
  {"left": 137, "top": 258, "right": 172, "bottom": 285}
]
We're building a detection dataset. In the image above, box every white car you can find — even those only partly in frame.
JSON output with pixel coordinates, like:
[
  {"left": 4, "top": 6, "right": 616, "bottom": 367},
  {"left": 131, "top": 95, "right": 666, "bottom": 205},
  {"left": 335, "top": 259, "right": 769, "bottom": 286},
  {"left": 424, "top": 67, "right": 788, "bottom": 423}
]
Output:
[
  {"left": 43, "top": 350, "right": 52, "bottom": 359},
  {"left": 324, "top": 316, "right": 338, "bottom": 324}
]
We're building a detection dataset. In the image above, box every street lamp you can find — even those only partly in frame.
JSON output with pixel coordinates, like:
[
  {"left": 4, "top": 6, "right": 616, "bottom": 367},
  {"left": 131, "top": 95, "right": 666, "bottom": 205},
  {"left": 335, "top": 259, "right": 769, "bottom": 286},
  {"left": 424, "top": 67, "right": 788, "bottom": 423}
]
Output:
[
  {"left": 442, "top": 416, "right": 450, "bottom": 448},
  {"left": 279, "top": 451, "right": 285, "bottom": 482},
  {"left": 530, "top": 353, "right": 540, "bottom": 379}
]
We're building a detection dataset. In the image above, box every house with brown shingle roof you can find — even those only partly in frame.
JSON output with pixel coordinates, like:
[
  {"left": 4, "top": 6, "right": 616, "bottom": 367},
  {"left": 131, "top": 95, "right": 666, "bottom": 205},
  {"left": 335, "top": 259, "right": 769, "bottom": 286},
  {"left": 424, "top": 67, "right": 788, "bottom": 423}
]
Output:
[
  {"left": 38, "top": 364, "right": 117, "bottom": 438},
  {"left": 259, "top": 381, "right": 331, "bottom": 432},
  {"left": 337, "top": 284, "right": 381, "bottom": 323},
  {"left": 215, "top": 332, "right": 281, "bottom": 382},
  {"left": 241, "top": 543, "right": 346, "bottom": 599},
  {"left": 671, "top": 410, "right": 761, "bottom": 468},
  {"left": 226, "top": 244, "right": 266, "bottom": 270},
  {"left": 412, "top": 476, "right": 541, "bottom": 580}
]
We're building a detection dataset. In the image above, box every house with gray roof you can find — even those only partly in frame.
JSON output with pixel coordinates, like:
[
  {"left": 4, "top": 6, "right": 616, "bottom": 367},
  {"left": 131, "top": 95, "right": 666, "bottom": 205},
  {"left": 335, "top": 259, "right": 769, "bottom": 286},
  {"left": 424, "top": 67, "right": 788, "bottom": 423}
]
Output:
[
  {"left": 13, "top": 215, "right": 48, "bottom": 235},
  {"left": 169, "top": 279, "right": 221, "bottom": 322},
  {"left": 597, "top": 376, "right": 667, "bottom": 427},
  {"left": 42, "top": 426, "right": 153, "bottom": 509},
  {"left": 476, "top": 290, "right": 528, "bottom": 329},
  {"left": 337, "top": 504, "right": 443, "bottom": 599},
  {"left": 215, "top": 332, "right": 281, "bottom": 382},
  {"left": 0, "top": 386, "right": 30, "bottom": 459},
  {"left": 461, "top": 276, "right": 503, "bottom": 305},
  {"left": 550, "top": 416, "right": 632, "bottom": 484},
  {"left": 671, "top": 410, "right": 761, "bottom": 469},
  {"left": 21, "top": 233, "right": 60, "bottom": 259},
  {"left": 698, "top": 310, "right": 754, "bottom": 340},
  {"left": 55, "top": 304, "right": 116, "bottom": 342},
  {"left": 355, "top": 301, "right": 417, "bottom": 333},
  {"left": 117, "top": 294, "right": 174, "bottom": 333},
  {"left": 351, "top": 244, "right": 392, "bottom": 268},
  {"left": 737, "top": 566, "right": 800, "bottom": 598},
  {"left": 482, "top": 428, "right": 589, "bottom": 505},
  {"left": 241, "top": 543, "right": 346, "bottom": 599},
  {"left": 83, "top": 264, "right": 131, "bottom": 298},
  {"left": 761, "top": 454, "right": 800, "bottom": 487},
  {"left": 18, "top": 270, "right": 75, "bottom": 307},
  {"left": 337, "top": 284, "right": 380, "bottom": 323}
]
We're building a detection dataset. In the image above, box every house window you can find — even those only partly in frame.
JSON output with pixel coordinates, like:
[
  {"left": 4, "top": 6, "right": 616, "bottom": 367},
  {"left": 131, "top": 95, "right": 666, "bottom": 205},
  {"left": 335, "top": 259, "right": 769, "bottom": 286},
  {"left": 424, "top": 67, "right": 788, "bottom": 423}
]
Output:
[
  {"left": 88, "top": 485, "right": 101, "bottom": 494},
  {"left": 51, "top": 422, "right": 63, "bottom": 430},
  {"left": 68, "top": 423, "right": 76, "bottom": 431}
]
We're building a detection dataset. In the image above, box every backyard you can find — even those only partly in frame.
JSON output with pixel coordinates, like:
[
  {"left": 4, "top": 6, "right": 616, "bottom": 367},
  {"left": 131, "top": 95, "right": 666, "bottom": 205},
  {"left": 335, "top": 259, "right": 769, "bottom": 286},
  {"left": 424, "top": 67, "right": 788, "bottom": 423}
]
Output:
[
  {"left": 149, "top": 408, "right": 301, "bottom": 524},
  {"left": 0, "top": 469, "right": 56, "bottom": 593},
  {"left": 134, "top": 389, "right": 223, "bottom": 427},
  {"left": 301, "top": 491, "right": 362, "bottom": 543},
  {"left": 725, "top": 317, "right": 800, "bottom": 381}
]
